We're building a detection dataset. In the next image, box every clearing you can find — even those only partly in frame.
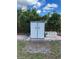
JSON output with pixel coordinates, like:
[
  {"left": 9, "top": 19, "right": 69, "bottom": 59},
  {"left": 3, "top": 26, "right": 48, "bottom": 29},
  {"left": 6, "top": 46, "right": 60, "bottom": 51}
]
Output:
[{"left": 17, "top": 40, "right": 61, "bottom": 59}]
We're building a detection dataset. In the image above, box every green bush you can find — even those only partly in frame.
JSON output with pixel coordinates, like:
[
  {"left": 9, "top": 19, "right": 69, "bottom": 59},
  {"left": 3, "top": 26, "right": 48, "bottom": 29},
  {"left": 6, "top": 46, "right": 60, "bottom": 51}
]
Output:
[{"left": 17, "top": 9, "right": 61, "bottom": 34}]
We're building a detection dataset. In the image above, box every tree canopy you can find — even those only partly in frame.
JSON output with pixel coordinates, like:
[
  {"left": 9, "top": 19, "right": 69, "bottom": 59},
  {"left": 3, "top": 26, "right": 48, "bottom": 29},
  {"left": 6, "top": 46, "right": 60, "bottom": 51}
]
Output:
[{"left": 17, "top": 8, "right": 61, "bottom": 34}]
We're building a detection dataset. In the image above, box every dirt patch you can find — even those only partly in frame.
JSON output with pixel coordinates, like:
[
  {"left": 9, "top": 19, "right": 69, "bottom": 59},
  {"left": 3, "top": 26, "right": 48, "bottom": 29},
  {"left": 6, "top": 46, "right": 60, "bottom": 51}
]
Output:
[
  {"left": 17, "top": 40, "right": 61, "bottom": 59},
  {"left": 23, "top": 41, "right": 51, "bottom": 54}
]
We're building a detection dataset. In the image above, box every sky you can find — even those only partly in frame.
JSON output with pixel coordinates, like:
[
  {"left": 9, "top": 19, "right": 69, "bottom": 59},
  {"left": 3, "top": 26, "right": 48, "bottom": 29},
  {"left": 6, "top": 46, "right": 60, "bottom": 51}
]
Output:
[{"left": 17, "top": 0, "right": 61, "bottom": 16}]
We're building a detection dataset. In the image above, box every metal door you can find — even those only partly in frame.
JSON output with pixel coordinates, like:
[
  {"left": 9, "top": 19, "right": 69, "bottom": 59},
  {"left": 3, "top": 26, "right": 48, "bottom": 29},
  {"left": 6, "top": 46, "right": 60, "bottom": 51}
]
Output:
[
  {"left": 30, "top": 22, "right": 44, "bottom": 39},
  {"left": 30, "top": 22, "right": 38, "bottom": 38},
  {"left": 38, "top": 23, "right": 44, "bottom": 38}
]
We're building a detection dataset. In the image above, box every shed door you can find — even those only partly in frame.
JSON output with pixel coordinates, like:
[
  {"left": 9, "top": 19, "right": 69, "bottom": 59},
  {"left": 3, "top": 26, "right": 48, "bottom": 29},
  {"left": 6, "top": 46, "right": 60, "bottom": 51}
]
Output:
[
  {"left": 38, "top": 23, "right": 44, "bottom": 38},
  {"left": 30, "top": 22, "right": 44, "bottom": 39},
  {"left": 30, "top": 22, "right": 38, "bottom": 38}
]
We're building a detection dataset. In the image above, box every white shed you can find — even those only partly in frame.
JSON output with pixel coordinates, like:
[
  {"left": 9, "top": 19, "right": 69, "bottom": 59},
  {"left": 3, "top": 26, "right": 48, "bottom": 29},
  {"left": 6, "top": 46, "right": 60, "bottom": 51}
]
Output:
[{"left": 30, "top": 21, "right": 45, "bottom": 39}]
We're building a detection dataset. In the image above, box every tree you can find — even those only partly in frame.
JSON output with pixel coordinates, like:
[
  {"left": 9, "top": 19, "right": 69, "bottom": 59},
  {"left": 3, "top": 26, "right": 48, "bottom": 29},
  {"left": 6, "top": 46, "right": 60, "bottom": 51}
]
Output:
[
  {"left": 47, "top": 12, "right": 61, "bottom": 32},
  {"left": 17, "top": 8, "right": 41, "bottom": 33},
  {"left": 17, "top": 8, "right": 61, "bottom": 34}
]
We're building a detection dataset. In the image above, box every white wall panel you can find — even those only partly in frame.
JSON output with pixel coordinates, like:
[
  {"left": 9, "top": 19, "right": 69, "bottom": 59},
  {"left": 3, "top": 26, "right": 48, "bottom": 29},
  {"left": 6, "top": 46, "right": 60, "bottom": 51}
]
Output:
[{"left": 30, "top": 21, "right": 45, "bottom": 39}]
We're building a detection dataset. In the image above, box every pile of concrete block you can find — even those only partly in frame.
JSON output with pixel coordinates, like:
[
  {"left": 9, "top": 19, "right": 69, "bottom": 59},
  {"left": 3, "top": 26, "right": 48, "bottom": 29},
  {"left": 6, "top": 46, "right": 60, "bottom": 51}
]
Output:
[{"left": 45, "top": 31, "right": 61, "bottom": 40}]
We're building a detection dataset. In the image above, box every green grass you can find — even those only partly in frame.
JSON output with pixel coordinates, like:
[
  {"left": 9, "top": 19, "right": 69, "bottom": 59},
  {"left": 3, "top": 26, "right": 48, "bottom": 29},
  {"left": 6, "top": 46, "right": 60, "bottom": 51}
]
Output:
[
  {"left": 49, "top": 40, "right": 61, "bottom": 59},
  {"left": 17, "top": 40, "right": 61, "bottom": 59}
]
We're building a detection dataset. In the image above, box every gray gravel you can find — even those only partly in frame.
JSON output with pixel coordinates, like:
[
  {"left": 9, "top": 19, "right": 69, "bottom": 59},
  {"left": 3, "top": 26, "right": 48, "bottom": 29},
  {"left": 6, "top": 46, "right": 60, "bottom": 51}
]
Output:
[
  {"left": 17, "top": 35, "right": 61, "bottom": 40},
  {"left": 17, "top": 35, "right": 28, "bottom": 40},
  {"left": 23, "top": 41, "right": 51, "bottom": 54},
  {"left": 17, "top": 31, "right": 61, "bottom": 40}
]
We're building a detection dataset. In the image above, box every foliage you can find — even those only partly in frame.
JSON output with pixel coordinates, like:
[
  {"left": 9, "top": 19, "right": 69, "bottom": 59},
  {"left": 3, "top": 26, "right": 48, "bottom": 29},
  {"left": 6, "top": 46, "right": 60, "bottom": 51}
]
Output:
[
  {"left": 46, "top": 13, "right": 61, "bottom": 32},
  {"left": 17, "top": 9, "right": 61, "bottom": 33},
  {"left": 17, "top": 9, "right": 41, "bottom": 33}
]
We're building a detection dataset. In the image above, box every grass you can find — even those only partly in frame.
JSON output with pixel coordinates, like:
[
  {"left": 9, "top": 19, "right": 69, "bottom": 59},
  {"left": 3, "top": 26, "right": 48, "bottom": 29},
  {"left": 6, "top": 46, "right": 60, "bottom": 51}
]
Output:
[{"left": 17, "top": 40, "right": 61, "bottom": 59}]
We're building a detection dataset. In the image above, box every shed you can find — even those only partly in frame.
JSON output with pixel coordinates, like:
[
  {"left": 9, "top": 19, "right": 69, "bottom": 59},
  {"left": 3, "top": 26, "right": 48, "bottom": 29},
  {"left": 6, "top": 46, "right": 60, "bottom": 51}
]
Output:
[{"left": 30, "top": 21, "right": 45, "bottom": 39}]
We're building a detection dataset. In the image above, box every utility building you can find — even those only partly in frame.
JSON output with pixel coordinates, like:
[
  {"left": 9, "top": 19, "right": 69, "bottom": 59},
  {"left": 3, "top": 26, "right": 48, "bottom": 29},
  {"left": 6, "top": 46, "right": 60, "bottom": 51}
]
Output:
[{"left": 30, "top": 21, "right": 45, "bottom": 39}]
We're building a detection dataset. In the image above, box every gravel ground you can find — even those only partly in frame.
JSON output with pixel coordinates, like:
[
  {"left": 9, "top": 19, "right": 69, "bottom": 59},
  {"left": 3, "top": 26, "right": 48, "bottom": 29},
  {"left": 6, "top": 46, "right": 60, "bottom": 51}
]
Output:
[
  {"left": 17, "top": 40, "right": 61, "bottom": 59},
  {"left": 23, "top": 41, "right": 51, "bottom": 54},
  {"left": 17, "top": 35, "right": 28, "bottom": 40},
  {"left": 17, "top": 35, "right": 61, "bottom": 41}
]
